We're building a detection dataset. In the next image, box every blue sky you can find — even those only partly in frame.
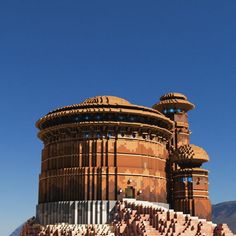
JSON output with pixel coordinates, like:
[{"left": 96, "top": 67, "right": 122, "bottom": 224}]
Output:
[{"left": 1, "top": 1, "right": 236, "bottom": 235}]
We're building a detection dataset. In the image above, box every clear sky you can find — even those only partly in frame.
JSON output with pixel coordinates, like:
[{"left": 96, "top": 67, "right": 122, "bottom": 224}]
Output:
[{"left": 1, "top": 1, "right": 236, "bottom": 235}]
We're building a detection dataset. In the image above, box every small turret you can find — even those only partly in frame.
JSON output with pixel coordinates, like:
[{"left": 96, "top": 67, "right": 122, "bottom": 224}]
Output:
[
  {"left": 153, "top": 92, "right": 194, "bottom": 148},
  {"left": 153, "top": 92, "right": 195, "bottom": 114},
  {"left": 154, "top": 92, "right": 211, "bottom": 221}
]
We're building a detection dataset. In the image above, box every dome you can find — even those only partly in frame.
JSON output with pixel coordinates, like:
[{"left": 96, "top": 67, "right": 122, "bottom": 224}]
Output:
[
  {"left": 80, "top": 96, "right": 131, "bottom": 106},
  {"left": 160, "top": 93, "right": 188, "bottom": 101},
  {"left": 47, "top": 96, "right": 132, "bottom": 115},
  {"left": 36, "top": 95, "right": 174, "bottom": 134},
  {"left": 39, "top": 94, "right": 169, "bottom": 119},
  {"left": 173, "top": 144, "right": 209, "bottom": 166},
  {"left": 153, "top": 92, "right": 195, "bottom": 112}
]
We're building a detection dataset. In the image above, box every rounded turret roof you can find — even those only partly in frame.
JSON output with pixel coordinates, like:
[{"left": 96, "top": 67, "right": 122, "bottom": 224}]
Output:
[
  {"left": 160, "top": 93, "right": 188, "bottom": 101},
  {"left": 153, "top": 92, "right": 195, "bottom": 112},
  {"left": 173, "top": 144, "right": 209, "bottom": 166}
]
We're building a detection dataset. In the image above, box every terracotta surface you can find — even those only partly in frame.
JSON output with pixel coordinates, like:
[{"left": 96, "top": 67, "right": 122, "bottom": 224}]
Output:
[
  {"left": 21, "top": 93, "right": 232, "bottom": 236},
  {"left": 36, "top": 95, "right": 173, "bottom": 204},
  {"left": 153, "top": 93, "right": 212, "bottom": 220}
]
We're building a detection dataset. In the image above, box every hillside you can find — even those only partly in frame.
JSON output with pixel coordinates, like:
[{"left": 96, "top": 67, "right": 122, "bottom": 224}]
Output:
[{"left": 212, "top": 201, "right": 236, "bottom": 233}]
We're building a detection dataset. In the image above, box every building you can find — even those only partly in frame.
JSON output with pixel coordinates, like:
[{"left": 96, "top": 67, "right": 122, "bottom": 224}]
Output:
[
  {"left": 19, "top": 93, "right": 233, "bottom": 235},
  {"left": 153, "top": 93, "right": 211, "bottom": 220}
]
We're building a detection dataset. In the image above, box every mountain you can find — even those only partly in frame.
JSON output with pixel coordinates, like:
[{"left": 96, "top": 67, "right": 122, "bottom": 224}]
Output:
[
  {"left": 9, "top": 224, "right": 24, "bottom": 236},
  {"left": 212, "top": 201, "right": 236, "bottom": 233}
]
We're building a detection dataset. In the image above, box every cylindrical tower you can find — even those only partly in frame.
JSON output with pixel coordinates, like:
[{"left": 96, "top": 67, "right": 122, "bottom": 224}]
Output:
[
  {"left": 36, "top": 96, "right": 173, "bottom": 225},
  {"left": 153, "top": 92, "right": 211, "bottom": 220},
  {"left": 153, "top": 92, "right": 194, "bottom": 149},
  {"left": 172, "top": 144, "right": 211, "bottom": 220}
]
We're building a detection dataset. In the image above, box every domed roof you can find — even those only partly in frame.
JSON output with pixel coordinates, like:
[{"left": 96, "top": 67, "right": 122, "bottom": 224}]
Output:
[
  {"left": 46, "top": 95, "right": 133, "bottom": 115},
  {"left": 81, "top": 96, "right": 131, "bottom": 106},
  {"left": 153, "top": 92, "right": 195, "bottom": 112},
  {"left": 36, "top": 95, "right": 174, "bottom": 134},
  {"left": 173, "top": 144, "right": 209, "bottom": 166},
  {"left": 160, "top": 93, "right": 188, "bottom": 101}
]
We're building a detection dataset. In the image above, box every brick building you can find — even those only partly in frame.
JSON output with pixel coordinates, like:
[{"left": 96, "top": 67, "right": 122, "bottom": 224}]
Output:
[{"left": 19, "top": 93, "right": 233, "bottom": 235}]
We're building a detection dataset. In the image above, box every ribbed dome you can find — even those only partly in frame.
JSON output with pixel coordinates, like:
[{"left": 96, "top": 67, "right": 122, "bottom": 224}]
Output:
[
  {"left": 173, "top": 144, "right": 209, "bottom": 166},
  {"left": 81, "top": 96, "right": 131, "bottom": 106},
  {"left": 45, "top": 96, "right": 132, "bottom": 116},
  {"left": 160, "top": 93, "right": 187, "bottom": 101},
  {"left": 36, "top": 95, "right": 174, "bottom": 134},
  {"left": 153, "top": 92, "right": 195, "bottom": 112}
]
